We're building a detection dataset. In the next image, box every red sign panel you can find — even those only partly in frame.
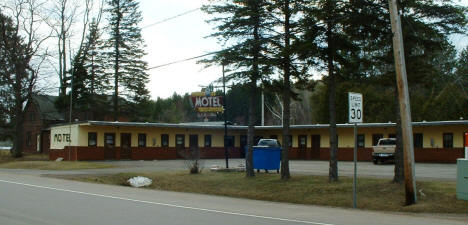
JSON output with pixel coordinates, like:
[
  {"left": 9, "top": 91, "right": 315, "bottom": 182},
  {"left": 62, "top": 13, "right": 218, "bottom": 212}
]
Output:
[{"left": 190, "top": 92, "right": 223, "bottom": 113}]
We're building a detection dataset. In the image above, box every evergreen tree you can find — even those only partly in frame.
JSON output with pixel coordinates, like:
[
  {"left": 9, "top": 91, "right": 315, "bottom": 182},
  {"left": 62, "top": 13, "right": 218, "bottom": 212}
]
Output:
[
  {"left": 83, "top": 19, "right": 109, "bottom": 98},
  {"left": 103, "top": 0, "right": 150, "bottom": 120},
  {"left": 203, "top": 0, "right": 274, "bottom": 176},
  {"left": 0, "top": 13, "right": 36, "bottom": 157},
  {"left": 298, "top": 0, "right": 356, "bottom": 182},
  {"left": 56, "top": 18, "right": 112, "bottom": 121},
  {"left": 268, "top": 0, "right": 309, "bottom": 179}
]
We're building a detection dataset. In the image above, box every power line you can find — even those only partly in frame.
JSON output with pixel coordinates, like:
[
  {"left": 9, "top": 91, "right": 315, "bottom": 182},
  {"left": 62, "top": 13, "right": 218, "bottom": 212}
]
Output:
[
  {"left": 142, "top": 8, "right": 200, "bottom": 29},
  {"left": 146, "top": 12, "right": 356, "bottom": 70},
  {"left": 148, "top": 52, "right": 216, "bottom": 70}
]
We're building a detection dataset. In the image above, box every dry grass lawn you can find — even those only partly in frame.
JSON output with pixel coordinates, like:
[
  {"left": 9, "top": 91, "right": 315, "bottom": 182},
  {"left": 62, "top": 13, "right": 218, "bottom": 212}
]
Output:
[
  {"left": 61, "top": 171, "right": 468, "bottom": 214},
  {"left": 0, "top": 151, "right": 114, "bottom": 170}
]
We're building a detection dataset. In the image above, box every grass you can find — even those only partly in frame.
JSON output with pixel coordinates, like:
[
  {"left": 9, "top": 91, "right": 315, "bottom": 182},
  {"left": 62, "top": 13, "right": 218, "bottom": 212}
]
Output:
[
  {"left": 0, "top": 151, "right": 48, "bottom": 162},
  {"left": 60, "top": 171, "right": 468, "bottom": 214},
  {"left": 0, "top": 151, "right": 114, "bottom": 170}
]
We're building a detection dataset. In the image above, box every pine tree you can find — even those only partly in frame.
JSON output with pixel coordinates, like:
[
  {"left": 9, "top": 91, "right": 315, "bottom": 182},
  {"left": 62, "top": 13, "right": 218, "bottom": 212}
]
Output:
[
  {"left": 83, "top": 19, "right": 109, "bottom": 97},
  {"left": 103, "top": 0, "right": 149, "bottom": 121},
  {"left": 203, "top": 0, "right": 274, "bottom": 176},
  {"left": 300, "top": 0, "right": 466, "bottom": 182},
  {"left": 269, "top": 0, "right": 308, "bottom": 180},
  {"left": 0, "top": 12, "right": 36, "bottom": 157}
]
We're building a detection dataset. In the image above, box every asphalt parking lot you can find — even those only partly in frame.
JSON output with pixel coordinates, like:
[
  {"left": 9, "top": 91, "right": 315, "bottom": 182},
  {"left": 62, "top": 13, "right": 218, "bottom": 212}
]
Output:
[
  {"left": 0, "top": 159, "right": 457, "bottom": 181},
  {"left": 96, "top": 159, "right": 457, "bottom": 181}
]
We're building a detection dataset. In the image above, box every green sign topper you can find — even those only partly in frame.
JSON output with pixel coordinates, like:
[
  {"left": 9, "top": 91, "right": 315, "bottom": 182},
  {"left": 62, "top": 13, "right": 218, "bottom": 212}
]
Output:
[{"left": 54, "top": 133, "right": 71, "bottom": 143}]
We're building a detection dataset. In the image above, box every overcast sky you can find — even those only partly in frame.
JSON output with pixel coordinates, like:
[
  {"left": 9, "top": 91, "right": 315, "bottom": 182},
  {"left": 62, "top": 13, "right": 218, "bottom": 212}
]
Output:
[
  {"left": 139, "top": 0, "right": 221, "bottom": 99},
  {"left": 139, "top": 0, "right": 468, "bottom": 99}
]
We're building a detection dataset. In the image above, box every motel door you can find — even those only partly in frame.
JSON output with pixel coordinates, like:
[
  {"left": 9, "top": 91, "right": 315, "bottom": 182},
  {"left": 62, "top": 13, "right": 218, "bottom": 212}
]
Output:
[
  {"left": 120, "top": 133, "right": 131, "bottom": 159},
  {"left": 104, "top": 133, "right": 115, "bottom": 159},
  {"left": 189, "top": 135, "right": 198, "bottom": 149},
  {"left": 311, "top": 135, "right": 321, "bottom": 159}
]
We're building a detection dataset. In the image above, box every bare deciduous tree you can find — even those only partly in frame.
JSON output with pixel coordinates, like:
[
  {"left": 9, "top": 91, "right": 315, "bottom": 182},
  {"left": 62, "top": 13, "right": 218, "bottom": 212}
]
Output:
[{"left": 1, "top": 0, "right": 50, "bottom": 157}]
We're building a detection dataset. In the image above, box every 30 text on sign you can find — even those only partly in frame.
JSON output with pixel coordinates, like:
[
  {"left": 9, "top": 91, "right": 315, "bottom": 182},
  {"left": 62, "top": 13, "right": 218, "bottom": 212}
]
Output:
[{"left": 349, "top": 92, "right": 363, "bottom": 123}]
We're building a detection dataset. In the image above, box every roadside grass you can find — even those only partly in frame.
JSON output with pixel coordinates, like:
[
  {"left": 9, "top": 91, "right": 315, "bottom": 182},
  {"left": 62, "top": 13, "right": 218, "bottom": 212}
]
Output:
[
  {"left": 0, "top": 151, "right": 48, "bottom": 162},
  {"left": 61, "top": 171, "right": 468, "bottom": 214},
  {"left": 0, "top": 151, "right": 114, "bottom": 170}
]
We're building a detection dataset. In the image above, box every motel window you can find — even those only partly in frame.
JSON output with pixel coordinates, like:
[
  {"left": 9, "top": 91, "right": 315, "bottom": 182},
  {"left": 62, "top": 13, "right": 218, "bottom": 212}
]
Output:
[
  {"left": 26, "top": 131, "right": 32, "bottom": 147},
  {"left": 240, "top": 135, "right": 247, "bottom": 148},
  {"left": 443, "top": 133, "right": 453, "bottom": 148},
  {"left": 225, "top": 136, "right": 235, "bottom": 147},
  {"left": 104, "top": 133, "right": 115, "bottom": 147},
  {"left": 357, "top": 134, "right": 365, "bottom": 148},
  {"left": 161, "top": 134, "right": 169, "bottom": 147},
  {"left": 138, "top": 133, "right": 146, "bottom": 147},
  {"left": 298, "top": 135, "right": 307, "bottom": 149},
  {"left": 413, "top": 133, "right": 423, "bottom": 148},
  {"left": 88, "top": 132, "right": 97, "bottom": 147},
  {"left": 372, "top": 134, "right": 383, "bottom": 146},
  {"left": 204, "top": 135, "right": 212, "bottom": 147},
  {"left": 176, "top": 134, "right": 185, "bottom": 148}
]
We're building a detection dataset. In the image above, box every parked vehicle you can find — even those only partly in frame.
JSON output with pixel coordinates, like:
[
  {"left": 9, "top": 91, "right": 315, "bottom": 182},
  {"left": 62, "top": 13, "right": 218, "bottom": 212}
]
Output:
[
  {"left": 256, "top": 139, "right": 281, "bottom": 148},
  {"left": 372, "top": 138, "right": 396, "bottom": 164}
]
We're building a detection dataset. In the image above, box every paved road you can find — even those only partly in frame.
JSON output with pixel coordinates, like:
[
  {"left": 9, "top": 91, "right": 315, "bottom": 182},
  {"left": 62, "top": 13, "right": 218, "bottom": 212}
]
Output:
[
  {"left": 0, "top": 159, "right": 457, "bottom": 181},
  {"left": 0, "top": 172, "right": 466, "bottom": 225}
]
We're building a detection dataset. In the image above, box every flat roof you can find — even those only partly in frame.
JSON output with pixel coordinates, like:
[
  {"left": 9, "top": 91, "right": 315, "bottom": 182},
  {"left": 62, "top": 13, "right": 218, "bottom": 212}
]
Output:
[{"left": 49, "top": 120, "right": 468, "bottom": 130}]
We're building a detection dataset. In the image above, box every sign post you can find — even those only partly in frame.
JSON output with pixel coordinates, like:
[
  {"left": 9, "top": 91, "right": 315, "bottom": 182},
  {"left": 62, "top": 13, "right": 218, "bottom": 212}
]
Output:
[{"left": 349, "top": 92, "right": 363, "bottom": 209}]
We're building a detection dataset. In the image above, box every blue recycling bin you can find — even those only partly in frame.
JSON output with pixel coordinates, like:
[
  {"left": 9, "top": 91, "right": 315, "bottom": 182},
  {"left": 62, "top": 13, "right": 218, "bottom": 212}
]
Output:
[{"left": 253, "top": 146, "right": 281, "bottom": 172}]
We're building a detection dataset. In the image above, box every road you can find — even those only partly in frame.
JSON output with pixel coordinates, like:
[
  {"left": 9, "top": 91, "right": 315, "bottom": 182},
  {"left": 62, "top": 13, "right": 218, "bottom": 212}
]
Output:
[{"left": 0, "top": 172, "right": 466, "bottom": 225}]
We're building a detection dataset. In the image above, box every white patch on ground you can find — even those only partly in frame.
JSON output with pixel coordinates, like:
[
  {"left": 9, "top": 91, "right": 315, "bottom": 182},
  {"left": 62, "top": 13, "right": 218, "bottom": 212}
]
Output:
[{"left": 128, "top": 176, "right": 152, "bottom": 188}]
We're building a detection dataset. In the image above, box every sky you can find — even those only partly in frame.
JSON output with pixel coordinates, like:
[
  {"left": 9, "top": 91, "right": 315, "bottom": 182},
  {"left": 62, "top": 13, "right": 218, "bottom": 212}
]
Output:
[
  {"left": 139, "top": 0, "right": 468, "bottom": 99},
  {"left": 139, "top": 0, "right": 221, "bottom": 99},
  {"left": 27, "top": 0, "right": 467, "bottom": 99}
]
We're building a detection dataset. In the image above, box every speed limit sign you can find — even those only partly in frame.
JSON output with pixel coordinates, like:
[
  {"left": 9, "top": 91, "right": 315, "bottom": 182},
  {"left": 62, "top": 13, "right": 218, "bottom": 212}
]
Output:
[{"left": 349, "top": 92, "right": 363, "bottom": 123}]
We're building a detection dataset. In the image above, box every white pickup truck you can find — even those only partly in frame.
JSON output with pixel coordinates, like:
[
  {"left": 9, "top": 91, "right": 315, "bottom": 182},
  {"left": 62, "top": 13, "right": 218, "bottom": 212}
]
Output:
[{"left": 372, "top": 138, "right": 396, "bottom": 164}]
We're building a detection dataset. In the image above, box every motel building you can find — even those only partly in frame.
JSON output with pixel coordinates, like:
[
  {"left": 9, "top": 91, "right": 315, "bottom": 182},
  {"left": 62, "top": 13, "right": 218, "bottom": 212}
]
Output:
[{"left": 48, "top": 120, "right": 467, "bottom": 163}]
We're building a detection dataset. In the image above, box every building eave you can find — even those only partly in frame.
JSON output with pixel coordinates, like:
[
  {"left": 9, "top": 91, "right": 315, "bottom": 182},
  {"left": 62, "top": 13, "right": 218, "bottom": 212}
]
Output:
[{"left": 48, "top": 120, "right": 468, "bottom": 130}]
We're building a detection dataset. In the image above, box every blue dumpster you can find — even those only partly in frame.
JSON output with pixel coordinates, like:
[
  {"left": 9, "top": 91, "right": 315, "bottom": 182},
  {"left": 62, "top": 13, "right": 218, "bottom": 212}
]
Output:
[{"left": 253, "top": 146, "right": 281, "bottom": 172}]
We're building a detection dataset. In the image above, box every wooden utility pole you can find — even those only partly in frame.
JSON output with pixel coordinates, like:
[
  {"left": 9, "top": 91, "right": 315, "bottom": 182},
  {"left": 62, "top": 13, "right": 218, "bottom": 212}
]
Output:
[{"left": 388, "top": 0, "right": 417, "bottom": 205}]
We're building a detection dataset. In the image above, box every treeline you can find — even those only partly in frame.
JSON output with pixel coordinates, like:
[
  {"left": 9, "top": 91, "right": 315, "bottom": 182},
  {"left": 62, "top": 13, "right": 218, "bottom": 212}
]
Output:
[
  {"left": 199, "top": 0, "right": 467, "bottom": 180},
  {"left": 0, "top": 0, "right": 151, "bottom": 156}
]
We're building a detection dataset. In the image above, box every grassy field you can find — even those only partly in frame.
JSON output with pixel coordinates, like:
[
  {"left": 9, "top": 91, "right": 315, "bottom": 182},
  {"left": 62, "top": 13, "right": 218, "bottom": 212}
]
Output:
[
  {"left": 61, "top": 171, "right": 468, "bottom": 214},
  {"left": 0, "top": 151, "right": 114, "bottom": 170}
]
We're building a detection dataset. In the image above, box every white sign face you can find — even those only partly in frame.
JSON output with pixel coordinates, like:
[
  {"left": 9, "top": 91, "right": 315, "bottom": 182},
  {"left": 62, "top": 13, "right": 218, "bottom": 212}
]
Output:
[{"left": 349, "top": 92, "right": 363, "bottom": 123}]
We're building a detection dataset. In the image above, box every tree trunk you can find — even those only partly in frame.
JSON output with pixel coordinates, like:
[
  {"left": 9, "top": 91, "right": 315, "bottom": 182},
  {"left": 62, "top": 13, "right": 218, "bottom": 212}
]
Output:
[
  {"left": 11, "top": 60, "right": 26, "bottom": 158},
  {"left": 281, "top": 0, "right": 291, "bottom": 180},
  {"left": 246, "top": 80, "right": 256, "bottom": 177},
  {"left": 327, "top": 10, "right": 338, "bottom": 182},
  {"left": 245, "top": 0, "right": 262, "bottom": 177},
  {"left": 11, "top": 93, "right": 24, "bottom": 158}
]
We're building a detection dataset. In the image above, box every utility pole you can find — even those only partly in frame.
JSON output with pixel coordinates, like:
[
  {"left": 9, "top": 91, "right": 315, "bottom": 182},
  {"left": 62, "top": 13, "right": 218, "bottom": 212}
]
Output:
[{"left": 388, "top": 0, "right": 417, "bottom": 205}]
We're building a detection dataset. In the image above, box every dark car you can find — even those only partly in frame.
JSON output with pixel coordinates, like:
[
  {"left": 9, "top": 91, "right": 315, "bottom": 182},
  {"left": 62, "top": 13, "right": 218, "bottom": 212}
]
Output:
[{"left": 256, "top": 139, "right": 281, "bottom": 148}]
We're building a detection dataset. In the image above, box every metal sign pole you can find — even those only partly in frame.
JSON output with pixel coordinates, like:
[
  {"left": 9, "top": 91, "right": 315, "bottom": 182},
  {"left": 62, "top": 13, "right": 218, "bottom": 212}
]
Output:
[
  {"left": 353, "top": 123, "right": 357, "bottom": 208},
  {"left": 349, "top": 92, "right": 362, "bottom": 209}
]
